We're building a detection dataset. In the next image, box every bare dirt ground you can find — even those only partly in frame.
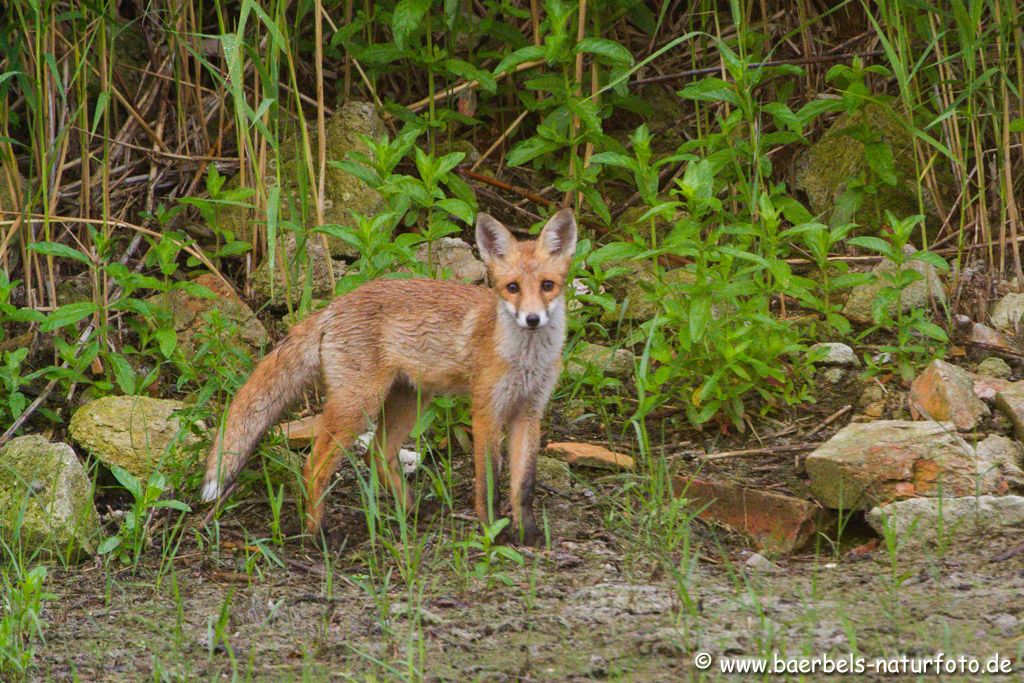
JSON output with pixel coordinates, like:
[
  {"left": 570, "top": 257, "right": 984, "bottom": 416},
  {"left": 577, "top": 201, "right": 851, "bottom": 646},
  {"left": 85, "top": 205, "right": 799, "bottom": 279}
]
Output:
[{"left": 34, "top": 439, "right": 1024, "bottom": 682}]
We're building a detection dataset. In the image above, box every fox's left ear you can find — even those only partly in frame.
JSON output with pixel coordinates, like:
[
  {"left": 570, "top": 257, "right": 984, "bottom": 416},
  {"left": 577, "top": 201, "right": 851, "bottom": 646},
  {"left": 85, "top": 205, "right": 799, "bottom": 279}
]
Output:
[{"left": 538, "top": 208, "right": 577, "bottom": 259}]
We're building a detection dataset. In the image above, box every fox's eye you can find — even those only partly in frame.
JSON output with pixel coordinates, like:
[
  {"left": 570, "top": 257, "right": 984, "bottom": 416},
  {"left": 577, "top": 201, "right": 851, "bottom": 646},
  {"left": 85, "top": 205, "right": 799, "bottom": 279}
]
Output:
[
  {"left": 541, "top": 280, "right": 555, "bottom": 292},
  {"left": 506, "top": 282, "right": 520, "bottom": 294}
]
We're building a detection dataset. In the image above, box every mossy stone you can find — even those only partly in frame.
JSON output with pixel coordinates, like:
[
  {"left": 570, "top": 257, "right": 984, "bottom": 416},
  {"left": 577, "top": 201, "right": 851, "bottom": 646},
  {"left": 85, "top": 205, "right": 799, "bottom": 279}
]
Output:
[
  {"left": 795, "top": 102, "right": 950, "bottom": 236},
  {"left": 0, "top": 435, "right": 101, "bottom": 559},
  {"left": 69, "top": 396, "right": 200, "bottom": 479},
  {"left": 216, "top": 102, "right": 387, "bottom": 259}
]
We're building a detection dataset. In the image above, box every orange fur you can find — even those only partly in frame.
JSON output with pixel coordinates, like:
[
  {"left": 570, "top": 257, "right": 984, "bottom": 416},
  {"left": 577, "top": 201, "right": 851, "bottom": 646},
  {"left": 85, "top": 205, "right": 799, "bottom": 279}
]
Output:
[{"left": 201, "top": 209, "right": 577, "bottom": 544}]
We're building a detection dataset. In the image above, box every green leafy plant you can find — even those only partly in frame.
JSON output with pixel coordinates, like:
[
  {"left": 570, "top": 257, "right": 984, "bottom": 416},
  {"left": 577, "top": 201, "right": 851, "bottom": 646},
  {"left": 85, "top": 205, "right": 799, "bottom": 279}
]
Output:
[
  {"left": 849, "top": 212, "right": 949, "bottom": 379},
  {"left": 456, "top": 517, "right": 525, "bottom": 588},
  {"left": 97, "top": 465, "right": 192, "bottom": 567},
  {"left": 0, "top": 562, "right": 52, "bottom": 678}
]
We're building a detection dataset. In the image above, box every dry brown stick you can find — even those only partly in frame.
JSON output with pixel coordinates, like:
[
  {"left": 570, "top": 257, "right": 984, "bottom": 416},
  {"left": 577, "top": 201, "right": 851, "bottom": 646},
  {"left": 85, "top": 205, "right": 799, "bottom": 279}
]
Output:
[
  {"left": 697, "top": 442, "right": 822, "bottom": 461},
  {"left": 471, "top": 109, "right": 530, "bottom": 172},
  {"left": 962, "top": 340, "right": 1024, "bottom": 359},
  {"left": 314, "top": 0, "right": 335, "bottom": 292},
  {"left": 806, "top": 404, "right": 853, "bottom": 437},
  {"left": 402, "top": 59, "right": 544, "bottom": 115},
  {"left": 459, "top": 167, "right": 555, "bottom": 208}
]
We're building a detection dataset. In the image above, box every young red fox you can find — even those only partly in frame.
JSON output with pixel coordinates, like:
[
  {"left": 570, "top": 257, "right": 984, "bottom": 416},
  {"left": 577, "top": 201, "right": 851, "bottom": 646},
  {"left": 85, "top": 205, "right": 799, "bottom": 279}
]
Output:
[{"left": 201, "top": 209, "right": 577, "bottom": 544}]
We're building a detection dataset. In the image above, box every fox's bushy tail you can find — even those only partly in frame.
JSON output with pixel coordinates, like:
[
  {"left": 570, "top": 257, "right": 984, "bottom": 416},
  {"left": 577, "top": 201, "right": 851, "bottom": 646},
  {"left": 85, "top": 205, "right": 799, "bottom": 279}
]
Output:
[{"left": 201, "top": 312, "right": 324, "bottom": 502}]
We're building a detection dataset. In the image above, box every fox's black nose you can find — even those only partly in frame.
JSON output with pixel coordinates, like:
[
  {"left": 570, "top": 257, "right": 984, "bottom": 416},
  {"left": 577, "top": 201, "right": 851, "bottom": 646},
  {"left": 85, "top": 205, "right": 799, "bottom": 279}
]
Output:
[{"left": 525, "top": 314, "right": 541, "bottom": 328}]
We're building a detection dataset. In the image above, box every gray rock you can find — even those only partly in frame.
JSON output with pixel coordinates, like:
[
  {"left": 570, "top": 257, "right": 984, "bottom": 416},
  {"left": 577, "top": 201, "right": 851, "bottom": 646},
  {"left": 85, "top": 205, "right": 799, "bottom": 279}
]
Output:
[
  {"left": 842, "top": 245, "right": 946, "bottom": 325},
  {"left": 567, "top": 341, "right": 636, "bottom": 380},
  {"left": 416, "top": 237, "right": 487, "bottom": 284},
  {"left": 0, "top": 435, "right": 101, "bottom": 558},
  {"left": 976, "top": 357, "right": 1012, "bottom": 380},
  {"left": 69, "top": 396, "right": 200, "bottom": 479},
  {"left": 805, "top": 421, "right": 1018, "bottom": 510},
  {"left": 867, "top": 495, "right": 1024, "bottom": 549},
  {"left": 535, "top": 455, "right": 571, "bottom": 491},
  {"left": 808, "top": 342, "right": 860, "bottom": 367},
  {"left": 991, "top": 293, "right": 1024, "bottom": 333},
  {"left": 821, "top": 367, "right": 846, "bottom": 384},
  {"left": 744, "top": 552, "right": 777, "bottom": 571},
  {"left": 253, "top": 234, "right": 344, "bottom": 308}
]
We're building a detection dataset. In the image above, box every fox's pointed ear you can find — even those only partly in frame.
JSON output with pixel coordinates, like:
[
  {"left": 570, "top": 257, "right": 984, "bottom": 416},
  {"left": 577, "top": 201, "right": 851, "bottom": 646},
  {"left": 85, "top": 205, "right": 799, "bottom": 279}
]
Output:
[
  {"left": 538, "top": 208, "right": 577, "bottom": 259},
  {"left": 476, "top": 213, "right": 514, "bottom": 264}
]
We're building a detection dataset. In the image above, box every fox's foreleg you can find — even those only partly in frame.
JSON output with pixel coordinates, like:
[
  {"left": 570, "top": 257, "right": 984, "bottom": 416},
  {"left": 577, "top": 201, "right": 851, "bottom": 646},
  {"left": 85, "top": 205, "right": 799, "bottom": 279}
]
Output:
[
  {"left": 471, "top": 407, "right": 503, "bottom": 528},
  {"left": 508, "top": 414, "right": 542, "bottom": 545}
]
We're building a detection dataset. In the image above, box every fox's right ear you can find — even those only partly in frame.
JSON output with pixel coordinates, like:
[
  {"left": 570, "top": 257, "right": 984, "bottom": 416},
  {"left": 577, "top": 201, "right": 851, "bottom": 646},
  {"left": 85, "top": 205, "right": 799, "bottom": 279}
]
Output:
[{"left": 475, "top": 213, "right": 514, "bottom": 264}]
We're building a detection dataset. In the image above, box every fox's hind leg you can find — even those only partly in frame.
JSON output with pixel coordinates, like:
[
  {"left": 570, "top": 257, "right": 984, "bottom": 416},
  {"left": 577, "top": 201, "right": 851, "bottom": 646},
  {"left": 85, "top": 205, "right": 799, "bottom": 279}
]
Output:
[
  {"left": 303, "top": 381, "right": 385, "bottom": 534},
  {"left": 369, "top": 382, "right": 430, "bottom": 514}
]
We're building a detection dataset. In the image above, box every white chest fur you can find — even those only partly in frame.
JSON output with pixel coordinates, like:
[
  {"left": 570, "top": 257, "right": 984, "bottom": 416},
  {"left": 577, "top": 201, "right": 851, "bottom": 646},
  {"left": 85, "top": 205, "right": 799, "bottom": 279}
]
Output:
[{"left": 491, "top": 299, "right": 565, "bottom": 421}]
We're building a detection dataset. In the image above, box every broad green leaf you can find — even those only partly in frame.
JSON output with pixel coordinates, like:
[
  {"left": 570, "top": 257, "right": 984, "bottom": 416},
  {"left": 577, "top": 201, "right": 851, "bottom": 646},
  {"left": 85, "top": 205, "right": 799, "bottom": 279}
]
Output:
[
  {"left": 907, "top": 251, "right": 949, "bottom": 272},
  {"left": 108, "top": 354, "right": 138, "bottom": 395},
  {"left": 493, "top": 45, "right": 544, "bottom": 76},
  {"left": 97, "top": 536, "right": 121, "bottom": 555},
  {"left": 506, "top": 136, "right": 561, "bottom": 167},
  {"left": 391, "top": 0, "right": 431, "bottom": 50},
  {"left": 677, "top": 78, "right": 739, "bottom": 107},
  {"left": 110, "top": 464, "right": 142, "bottom": 499},
  {"left": 847, "top": 236, "right": 894, "bottom": 259},
  {"left": 29, "top": 241, "right": 92, "bottom": 266},
  {"left": 575, "top": 38, "right": 633, "bottom": 65},
  {"left": 42, "top": 301, "right": 98, "bottom": 332},
  {"left": 445, "top": 59, "right": 497, "bottom": 93}
]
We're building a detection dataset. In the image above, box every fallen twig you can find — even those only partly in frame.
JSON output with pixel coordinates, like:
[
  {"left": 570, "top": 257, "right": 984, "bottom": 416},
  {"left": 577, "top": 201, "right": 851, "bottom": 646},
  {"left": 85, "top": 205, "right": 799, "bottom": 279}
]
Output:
[
  {"left": 697, "top": 442, "right": 823, "bottom": 461},
  {"left": 806, "top": 404, "right": 853, "bottom": 437}
]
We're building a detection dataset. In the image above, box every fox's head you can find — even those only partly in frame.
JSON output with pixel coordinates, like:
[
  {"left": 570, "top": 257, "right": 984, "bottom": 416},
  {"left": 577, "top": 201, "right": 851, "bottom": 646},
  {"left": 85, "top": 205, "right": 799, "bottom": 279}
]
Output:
[{"left": 475, "top": 209, "right": 577, "bottom": 330}]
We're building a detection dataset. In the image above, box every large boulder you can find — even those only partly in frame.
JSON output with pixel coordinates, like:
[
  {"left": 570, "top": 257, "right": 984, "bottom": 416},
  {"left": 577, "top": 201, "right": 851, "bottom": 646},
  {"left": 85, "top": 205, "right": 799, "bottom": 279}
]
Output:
[
  {"left": 908, "top": 359, "right": 988, "bottom": 430},
  {"left": 991, "top": 293, "right": 1024, "bottom": 334},
  {"left": 995, "top": 382, "right": 1024, "bottom": 439},
  {"left": 416, "top": 237, "right": 487, "bottom": 284},
  {"left": 69, "top": 396, "right": 200, "bottom": 479},
  {"left": 253, "top": 234, "right": 345, "bottom": 308},
  {"left": 149, "top": 273, "right": 269, "bottom": 357},
  {"left": 567, "top": 341, "right": 636, "bottom": 380},
  {"left": 842, "top": 245, "right": 946, "bottom": 324},
  {"left": 966, "top": 321, "right": 1018, "bottom": 354},
  {"left": 794, "top": 102, "right": 948, "bottom": 234},
  {"left": 601, "top": 261, "right": 696, "bottom": 323},
  {"left": 867, "top": 495, "right": 1024, "bottom": 550},
  {"left": 805, "top": 421, "right": 1021, "bottom": 510},
  {"left": 216, "top": 102, "right": 386, "bottom": 259},
  {"left": 0, "top": 435, "right": 101, "bottom": 558}
]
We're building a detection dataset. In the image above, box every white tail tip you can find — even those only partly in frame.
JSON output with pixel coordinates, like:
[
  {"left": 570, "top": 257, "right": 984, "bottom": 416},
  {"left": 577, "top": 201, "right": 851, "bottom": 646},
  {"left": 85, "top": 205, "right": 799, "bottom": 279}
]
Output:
[{"left": 200, "top": 480, "right": 222, "bottom": 503}]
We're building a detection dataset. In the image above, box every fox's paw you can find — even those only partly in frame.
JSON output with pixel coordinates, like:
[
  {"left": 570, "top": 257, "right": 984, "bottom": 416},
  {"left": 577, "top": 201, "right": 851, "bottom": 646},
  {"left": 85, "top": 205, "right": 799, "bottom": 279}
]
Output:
[
  {"left": 518, "top": 522, "right": 544, "bottom": 548},
  {"left": 200, "top": 479, "right": 222, "bottom": 503},
  {"left": 499, "top": 520, "right": 544, "bottom": 547}
]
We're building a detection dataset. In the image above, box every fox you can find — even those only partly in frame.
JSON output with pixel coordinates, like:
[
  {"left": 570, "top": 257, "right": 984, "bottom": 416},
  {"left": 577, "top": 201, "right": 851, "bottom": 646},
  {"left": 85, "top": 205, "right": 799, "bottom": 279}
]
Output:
[{"left": 200, "top": 208, "right": 578, "bottom": 545}]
